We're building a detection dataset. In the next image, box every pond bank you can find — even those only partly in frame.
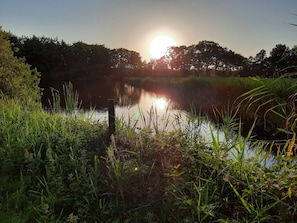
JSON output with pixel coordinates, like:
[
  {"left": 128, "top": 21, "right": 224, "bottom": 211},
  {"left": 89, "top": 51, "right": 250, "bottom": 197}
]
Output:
[{"left": 1, "top": 96, "right": 297, "bottom": 222}]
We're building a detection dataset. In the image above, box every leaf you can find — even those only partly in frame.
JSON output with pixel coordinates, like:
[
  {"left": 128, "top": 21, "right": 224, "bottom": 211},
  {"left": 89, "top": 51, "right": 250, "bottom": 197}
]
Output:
[
  {"left": 184, "top": 199, "right": 193, "bottom": 206},
  {"left": 276, "top": 128, "right": 291, "bottom": 135},
  {"left": 288, "top": 186, "right": 292, "bottom": 199},
  {"left": 229, "top": 181, "right": 252, "bottom": 214},
  {"left": 287, "top": 132, "right": 295, "bottom": 158}
]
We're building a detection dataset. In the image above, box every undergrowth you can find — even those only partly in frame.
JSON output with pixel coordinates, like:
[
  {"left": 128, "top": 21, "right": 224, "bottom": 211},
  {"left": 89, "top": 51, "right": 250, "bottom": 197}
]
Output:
[
  {"left": 0, "top": 96, "right": 107, "bottom": 222},
  {"left": 1, "top": 81, "right": 297, "bottom": 222}
]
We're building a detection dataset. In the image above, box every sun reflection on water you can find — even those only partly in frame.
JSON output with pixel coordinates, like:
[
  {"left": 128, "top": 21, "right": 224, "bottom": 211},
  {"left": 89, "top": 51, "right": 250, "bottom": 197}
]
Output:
[{"left": 153, "top": 97, "right": 168, "bottom": 110}]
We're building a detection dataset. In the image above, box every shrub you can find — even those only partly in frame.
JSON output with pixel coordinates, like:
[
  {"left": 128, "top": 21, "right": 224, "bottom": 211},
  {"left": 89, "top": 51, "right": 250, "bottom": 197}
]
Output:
[{"left": 0, "top": 28, "right": 41, "bottom": 102}]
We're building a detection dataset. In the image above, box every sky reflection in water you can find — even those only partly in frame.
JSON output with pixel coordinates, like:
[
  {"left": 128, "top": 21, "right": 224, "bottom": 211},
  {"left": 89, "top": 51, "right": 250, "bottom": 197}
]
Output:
[{"left": 85, "top": 89, "right": 276, "bottom": 168}]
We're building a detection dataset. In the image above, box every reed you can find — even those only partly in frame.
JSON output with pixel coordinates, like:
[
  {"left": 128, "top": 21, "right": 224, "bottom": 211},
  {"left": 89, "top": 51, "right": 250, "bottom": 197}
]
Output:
[{"left": 48, "top": 82, "right": 82, "bottom": 114}]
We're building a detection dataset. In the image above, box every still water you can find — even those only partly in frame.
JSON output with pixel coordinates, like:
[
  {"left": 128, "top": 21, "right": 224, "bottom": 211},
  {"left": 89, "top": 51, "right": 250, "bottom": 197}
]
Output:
[
  {"left": 83, "top": 85, "right": 219, "bottom": 140},
  {"left": 80, "top": 84, "right": 274, "bottom": 167},
  {"left": 85, "top": 89, "right": 187, "bottom": 131},
  {"left": 43, "top": 81, "right": 275, "bottom": 167}
]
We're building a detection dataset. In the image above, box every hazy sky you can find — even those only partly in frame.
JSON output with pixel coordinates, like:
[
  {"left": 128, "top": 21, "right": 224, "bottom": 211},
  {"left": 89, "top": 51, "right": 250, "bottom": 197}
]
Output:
[{"left": 1, "top": 0, "right": 296, "bottom": 61}]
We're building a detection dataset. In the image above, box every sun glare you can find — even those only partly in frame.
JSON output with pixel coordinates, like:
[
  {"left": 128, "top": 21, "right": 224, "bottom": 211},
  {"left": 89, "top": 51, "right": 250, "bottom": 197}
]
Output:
[
  {"left": 154, "top": 97, "right": 168, "bottom": 110},
  {"left": 149, "top": 35, "right": 176, "bottom": 59}
]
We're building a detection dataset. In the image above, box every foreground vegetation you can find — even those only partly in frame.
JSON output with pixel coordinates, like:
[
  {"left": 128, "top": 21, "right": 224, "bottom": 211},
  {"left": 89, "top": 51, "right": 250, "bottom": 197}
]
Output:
[{"left": 1, "top": 92, "right": 297, "bottom": 222}]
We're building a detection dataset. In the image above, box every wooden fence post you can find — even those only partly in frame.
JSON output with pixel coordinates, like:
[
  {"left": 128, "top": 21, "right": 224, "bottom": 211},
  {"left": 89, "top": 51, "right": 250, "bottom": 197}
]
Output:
[{"left": 108, "top": 99, "right": 115, "bottom": 139}]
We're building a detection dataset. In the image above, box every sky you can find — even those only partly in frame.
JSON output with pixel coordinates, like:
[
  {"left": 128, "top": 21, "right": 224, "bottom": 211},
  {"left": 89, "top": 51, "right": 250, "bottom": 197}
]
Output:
[{"left": 1, "top": 0, "right": 296, "bottom": 61}]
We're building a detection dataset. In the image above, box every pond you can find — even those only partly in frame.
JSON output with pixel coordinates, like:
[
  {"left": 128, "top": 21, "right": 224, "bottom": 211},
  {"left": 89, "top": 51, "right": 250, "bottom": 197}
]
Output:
[
  {"left": 43, "top": 81, "right": 224, "bottom": 138},
  {"left": 42, "top": 80, "right": 275, "bottom": 167}
]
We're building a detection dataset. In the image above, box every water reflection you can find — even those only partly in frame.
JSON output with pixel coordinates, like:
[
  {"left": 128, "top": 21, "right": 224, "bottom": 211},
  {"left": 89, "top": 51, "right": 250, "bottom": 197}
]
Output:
[
  {"left": 43, "top": 81, "right": 275, "bottom": 167},
  {"left": 42, "top": 80, "right": 142, "bottom": 109},
  {"left": 153, "top": 97, "right": 168, "bottom": 110},
  {"left": 85, "top": 84, "right": 275, "bottom": 167},
  {"left": 86, "top": 88, "right": 186, "bottom": 132}
]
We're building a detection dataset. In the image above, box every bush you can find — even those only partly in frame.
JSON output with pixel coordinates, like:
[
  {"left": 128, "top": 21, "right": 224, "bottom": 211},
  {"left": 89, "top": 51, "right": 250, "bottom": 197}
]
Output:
[{"left": 0, "top": 28, "right": 41, "bottom": 101}]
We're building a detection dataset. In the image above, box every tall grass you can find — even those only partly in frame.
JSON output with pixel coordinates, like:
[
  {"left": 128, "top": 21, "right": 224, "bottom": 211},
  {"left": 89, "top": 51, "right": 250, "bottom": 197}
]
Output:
[
  {"left": 0, "top": 95, "right": 107, "bottom": 222},
  {"left": 235, "top": 76, "right": 297, "bottom": 157},
  {"left": 48, "top": 82, "right": 82, "bottom": 113},
  {"left": 1, "top": 80, "right": 297, "bottom": 222}
]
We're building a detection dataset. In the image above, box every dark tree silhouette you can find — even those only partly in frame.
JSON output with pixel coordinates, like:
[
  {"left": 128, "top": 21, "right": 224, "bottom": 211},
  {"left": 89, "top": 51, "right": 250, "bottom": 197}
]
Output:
[
  {"left": 6, "top": 30, "right": 297, "bottom": 79},
  {"left": 9, "top": 35, "right": 111, "bottom": 84}
]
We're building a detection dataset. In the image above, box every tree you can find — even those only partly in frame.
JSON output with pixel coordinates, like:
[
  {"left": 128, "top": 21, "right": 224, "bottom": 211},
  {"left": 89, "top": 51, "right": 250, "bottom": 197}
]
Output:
[
  {"left": 167, "top": 46, "right": 189, "bottom": 71},
  {"left": 110, "top": 48, "right": 142, "bottom": 75},
  {"left": 12, "top": 35, "right": 65, "bottom": 74},
  {"left": 11, "top": 35, "right": 69, "bottom": 82},
  {"left": 0, "top": 28, "right": 41, "bottom": 101},
  {"left": 246, "top": 45, "right": 297, "bottom": 77},
  {"left": 167, "top": 41, "right": 247, "bottom": 76},
  {"left": 267, "top": 44, "right": 290, "bottom": 77},
  {"left": 247, "top": 49, "right": 268, "bottom": 76},
  {"left": 64, "top": 42, "right": 110, "bottom": 80},
  {"left": 10, "top": 36, "right": 111, "bottom": 82}
]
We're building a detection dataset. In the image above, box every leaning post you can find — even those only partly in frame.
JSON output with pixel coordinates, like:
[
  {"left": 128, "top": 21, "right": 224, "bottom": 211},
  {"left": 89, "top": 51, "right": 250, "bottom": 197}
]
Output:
[{"left": 108, "top": 99, "right": 116, "bottom": 140}]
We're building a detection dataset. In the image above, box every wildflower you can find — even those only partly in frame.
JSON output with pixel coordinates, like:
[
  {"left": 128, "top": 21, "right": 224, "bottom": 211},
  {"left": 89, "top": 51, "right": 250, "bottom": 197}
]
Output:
[
  {"left": 67, "top": 213, "right": 79, "bottom": 223},
  {"left": 24, "top": 149, "right": 33, "bottom": 160},
  {"left": 43, "top": 203, "right": 49, "bottom": 214},
  {"left": 67, "top": 173, "right": 74, "bottom": 181}
]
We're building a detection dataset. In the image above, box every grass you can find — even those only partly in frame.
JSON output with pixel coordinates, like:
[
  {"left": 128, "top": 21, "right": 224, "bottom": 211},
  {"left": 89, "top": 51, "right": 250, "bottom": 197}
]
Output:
[
  {"left": 0, "top": 95, "right": 107, "bottom": 222},
  {"left": 1, "top": 81, "right": 297, "bottom": 222}
]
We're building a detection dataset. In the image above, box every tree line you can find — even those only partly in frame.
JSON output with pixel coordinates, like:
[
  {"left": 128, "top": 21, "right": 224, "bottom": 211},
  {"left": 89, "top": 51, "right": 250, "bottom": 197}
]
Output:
[
  {"left": 152, "top": 41, "right": 297, "bottom": 77},
  {"left": 6, "top": 32, "right": 297, "bottom": 87}
]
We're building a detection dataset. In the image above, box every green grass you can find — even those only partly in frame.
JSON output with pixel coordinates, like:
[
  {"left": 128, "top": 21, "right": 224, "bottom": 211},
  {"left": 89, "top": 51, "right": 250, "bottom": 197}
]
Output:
[
  {"left": 1, "top": 80, "right": 297, "bottom": 222},
  {"left": 0, "top": 96, "right": 108, "bottom": 222}
]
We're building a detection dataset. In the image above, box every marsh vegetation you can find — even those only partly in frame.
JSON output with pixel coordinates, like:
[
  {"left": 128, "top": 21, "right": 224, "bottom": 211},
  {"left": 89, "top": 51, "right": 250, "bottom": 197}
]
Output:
[{"left": 1, "top": 79, "right": 297, "bottom": 222}]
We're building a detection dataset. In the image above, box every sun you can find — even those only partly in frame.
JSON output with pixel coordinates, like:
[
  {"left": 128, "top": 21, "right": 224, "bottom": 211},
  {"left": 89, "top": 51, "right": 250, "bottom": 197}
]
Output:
[{"left": 149, "top": 35, "right": 176, "bottom": 59}]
